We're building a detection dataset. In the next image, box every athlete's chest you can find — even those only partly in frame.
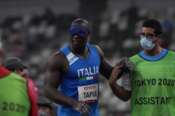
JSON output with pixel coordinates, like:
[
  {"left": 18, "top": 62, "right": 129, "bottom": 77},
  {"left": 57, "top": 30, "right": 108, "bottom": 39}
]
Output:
[
  {"left": 63, "top": 48, "right": 100, "bottom": 81},
  {"left": 68, "top": 58, "right": 100, "bottom": 80}
]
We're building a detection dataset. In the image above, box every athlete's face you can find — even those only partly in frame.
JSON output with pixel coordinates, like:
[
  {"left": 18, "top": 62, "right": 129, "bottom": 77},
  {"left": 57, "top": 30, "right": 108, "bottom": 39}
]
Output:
[{"left": 71, "top": 34, "right": 88, "bottom": 52}]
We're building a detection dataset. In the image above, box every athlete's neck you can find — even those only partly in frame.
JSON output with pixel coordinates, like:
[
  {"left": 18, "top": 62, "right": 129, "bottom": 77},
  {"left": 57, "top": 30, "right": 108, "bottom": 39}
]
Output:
[
  {"left": 144, "top": 45, "right": 163, "bottom": 56},
  {"left": 71, "top": 46, "right": 89, "bottom": 58}
]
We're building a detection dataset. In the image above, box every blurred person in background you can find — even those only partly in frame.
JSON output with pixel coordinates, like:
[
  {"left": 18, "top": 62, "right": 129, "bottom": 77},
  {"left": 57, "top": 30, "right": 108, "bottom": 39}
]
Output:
[
  {"left": 2, "top": 29, "right": 27, "bottom": 58},
  {"left": 4, "top": 57, "right": 38, "bottom": 116},
  {"left": 110, "top": 19, "right": 175, "bottom": 116},
  {"left": 0, "top": 44, "right": 32, "bottom": 115},
  {"left": 44, "top": 18, "right": 127, "bottom": 116}
]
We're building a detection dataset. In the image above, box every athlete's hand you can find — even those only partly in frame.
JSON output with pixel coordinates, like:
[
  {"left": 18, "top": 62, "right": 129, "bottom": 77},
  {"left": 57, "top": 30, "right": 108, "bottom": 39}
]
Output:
[
  {"left": 109, "top": 63, "right": 123, "bottom": 85},
  {"left": 73, "top": 101, "right": 91, "bottom": 115},
  {"left": 115, "top": 57, "right": 134, "bottom": 77},
  {"left": 109, "top": 57, "right": 134, "bottom": 84}
]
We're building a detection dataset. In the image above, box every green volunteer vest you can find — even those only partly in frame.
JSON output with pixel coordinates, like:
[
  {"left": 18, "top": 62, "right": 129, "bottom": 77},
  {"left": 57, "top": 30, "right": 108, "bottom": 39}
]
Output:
[
  {"left": 0, "top": 73, "right": 30, "bottom": 116},
  {"left": 130, "top": 50, "right": 175, "bottom": 116}
]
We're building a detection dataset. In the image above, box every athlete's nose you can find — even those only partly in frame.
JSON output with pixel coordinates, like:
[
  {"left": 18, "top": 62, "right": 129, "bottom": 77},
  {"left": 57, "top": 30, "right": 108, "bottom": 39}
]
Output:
[{"left": 72, "top": 35, "right": 83, "bottom": 40}]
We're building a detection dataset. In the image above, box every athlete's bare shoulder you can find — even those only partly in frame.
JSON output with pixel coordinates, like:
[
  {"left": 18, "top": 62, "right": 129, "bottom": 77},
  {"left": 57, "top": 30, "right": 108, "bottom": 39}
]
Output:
[
  {"left": 94, "top": 45, "right": 104, "bottom": 58},
  {"left": 48, "top": 51, "right": 68, "bottom": 73}
]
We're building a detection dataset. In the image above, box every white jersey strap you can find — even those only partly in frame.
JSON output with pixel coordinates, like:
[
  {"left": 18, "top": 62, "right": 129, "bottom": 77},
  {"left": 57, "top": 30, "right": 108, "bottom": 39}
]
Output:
[{"left": 66, "top": 52, "right": 79, "bottom": 66}]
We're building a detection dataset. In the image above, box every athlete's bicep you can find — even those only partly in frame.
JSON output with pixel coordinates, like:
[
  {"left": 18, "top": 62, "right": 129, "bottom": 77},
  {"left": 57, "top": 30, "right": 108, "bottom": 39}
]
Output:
[
  {"left": 45, "top": 52, "right": 67, "bottom": 90},
  {"left": 95, "top": 45, "right": 113, "bottom": 79}
]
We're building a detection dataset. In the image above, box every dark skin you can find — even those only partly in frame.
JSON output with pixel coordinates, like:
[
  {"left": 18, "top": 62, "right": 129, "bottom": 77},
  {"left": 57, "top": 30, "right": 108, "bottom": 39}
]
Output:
[
  {"left": 109, "top": 63, "right": 132, "bottom": 101},
  {"left": 44, "top": 34, "right": 117, "bottom": 109},
  {"left": 109, "top": 27, "right": 163, "bottom": 101}
]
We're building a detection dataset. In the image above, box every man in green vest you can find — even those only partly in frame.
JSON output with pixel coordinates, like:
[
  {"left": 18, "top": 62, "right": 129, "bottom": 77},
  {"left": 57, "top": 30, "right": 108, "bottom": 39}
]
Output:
[
  {"left": 0, "top": 49, "right": 31, "bottom": 115},
  {"left": 3, "top": 57, "right": 39, "bottom": 116},
  {"left": 109, "top": 19, "right": 175, "bottom": 116}
]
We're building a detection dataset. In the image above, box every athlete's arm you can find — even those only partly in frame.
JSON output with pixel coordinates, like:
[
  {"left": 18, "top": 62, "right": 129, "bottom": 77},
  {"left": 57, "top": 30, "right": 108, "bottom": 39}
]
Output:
[
  {"left": 95, "top": 45, "right": 113, "bottom": 79},
  {"left": 45, "top": 52, "right": 79, "bottom": 107},
  {"left": 96, "top": 45, "right": 131, "bottom": 101},
  {"left": 44, "top": 52, "right": 91, "bottom": 113},
  {"left": 45, "top": 52, "right": 91, "bottom": 113},
  {"left": 109, "top": 63, "right": 132, "bottom": 101}
]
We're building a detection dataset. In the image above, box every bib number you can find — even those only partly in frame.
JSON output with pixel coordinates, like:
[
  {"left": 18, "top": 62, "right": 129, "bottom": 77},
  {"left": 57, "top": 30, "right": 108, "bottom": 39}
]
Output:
[{"left": 78, "top": 84, "right": 98, "bottom": 103}]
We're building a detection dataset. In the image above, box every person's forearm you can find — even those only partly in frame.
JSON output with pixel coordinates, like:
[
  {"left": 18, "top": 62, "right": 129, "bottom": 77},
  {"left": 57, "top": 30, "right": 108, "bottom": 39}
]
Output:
[
  {"left": 45, "top": 86, "right": 77, "bottom": 108},
  {"left": 109, "top": 82, "right": 131, "bottom": 101}
]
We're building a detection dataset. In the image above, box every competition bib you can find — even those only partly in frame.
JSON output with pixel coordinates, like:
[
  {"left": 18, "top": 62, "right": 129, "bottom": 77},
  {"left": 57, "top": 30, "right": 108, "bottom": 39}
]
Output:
[{"left": 78, "top": 84, "right": 98, "bottom": 103}]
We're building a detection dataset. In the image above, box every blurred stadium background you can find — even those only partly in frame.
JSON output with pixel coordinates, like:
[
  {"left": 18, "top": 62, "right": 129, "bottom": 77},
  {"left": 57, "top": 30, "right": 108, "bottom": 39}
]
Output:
[{"left": 0, "top": 0, "right": 175, "bottom": 115}]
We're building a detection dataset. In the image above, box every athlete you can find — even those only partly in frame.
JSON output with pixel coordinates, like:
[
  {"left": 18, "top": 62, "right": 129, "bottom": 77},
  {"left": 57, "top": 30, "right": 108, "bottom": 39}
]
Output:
[
  {"left": 44, "top": 18, "right": 125, "bottom": 116},
  {"left": 110, "top": 19, "right": 175, "bottom": 116},
  {"left": 4, "top": 57, "right": 38, "bottom": 116}
]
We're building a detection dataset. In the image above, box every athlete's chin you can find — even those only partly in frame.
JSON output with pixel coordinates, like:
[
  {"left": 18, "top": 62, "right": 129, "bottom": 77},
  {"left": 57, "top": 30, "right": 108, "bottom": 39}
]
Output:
[
  {"left": 72, "top": 45, "right": 86, "bottom": 53},
  {"left": 72, "top": 42, "right": 85, "bottom": 48},
  {"left": 72, "top": 43, "right": 81, "bottom": 49}
]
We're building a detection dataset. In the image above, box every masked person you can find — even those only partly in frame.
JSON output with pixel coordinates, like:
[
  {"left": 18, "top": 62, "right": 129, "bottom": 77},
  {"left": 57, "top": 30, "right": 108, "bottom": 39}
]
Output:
[{"left": 110, "top": 19, "right": 175, "bottom": 116}]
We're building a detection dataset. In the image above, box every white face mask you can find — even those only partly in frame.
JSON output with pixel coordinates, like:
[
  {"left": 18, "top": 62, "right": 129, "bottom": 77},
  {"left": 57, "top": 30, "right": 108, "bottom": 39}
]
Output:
[{"left": 140, "top": 36, "right": 155, "bottom": 50}]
